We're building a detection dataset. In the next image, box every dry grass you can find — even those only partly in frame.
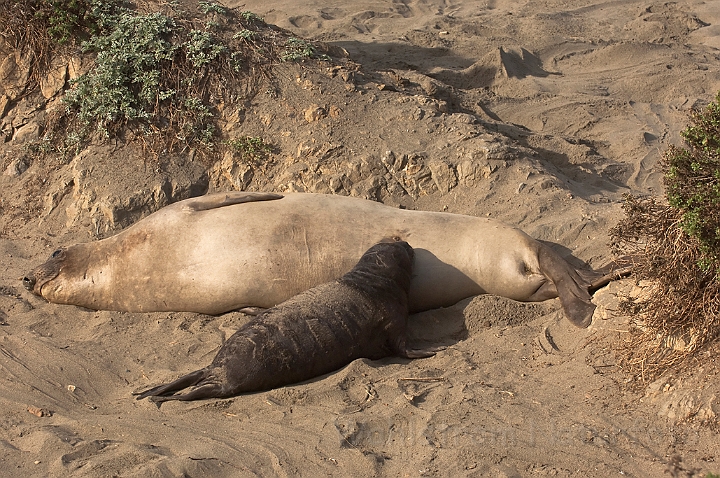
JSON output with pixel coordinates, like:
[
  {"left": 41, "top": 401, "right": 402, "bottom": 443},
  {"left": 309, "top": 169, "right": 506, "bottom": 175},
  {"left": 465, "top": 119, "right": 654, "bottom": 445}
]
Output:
[
  {"left": 611, "top": 195, "right": 720, "bottom": 382},
  {"left": 0, "top": 0, "right": 71, "bottom": 91}
]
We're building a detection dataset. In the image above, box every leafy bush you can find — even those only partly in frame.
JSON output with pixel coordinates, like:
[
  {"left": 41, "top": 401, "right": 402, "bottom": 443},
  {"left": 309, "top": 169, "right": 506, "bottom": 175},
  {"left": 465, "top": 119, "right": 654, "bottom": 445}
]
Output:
[
  {"left": 612, "top": 92, "right": 720, "bottom": 379},
  {"left": 185, "top": 29, "right": 226, "bottom": 68},
  {"left": 64, "top": 10, "right": 177, "bottom": 135},
  {"left": 0, "top": 0, "right": 123, "bottom": 89},
  {"left": 281, "top": 37, "right": 331, "bottom": 62},
  {"left": 198, "top": 1, "right": 225, "bottom": 15},
  {"left": 6, "top": 0, "right": 123, "bottom": 45},
  {"left": 2, "top": 0, "right": 335, "bottom": 159},
  {"left": 665, "top": 91, "right": 720, "bottom": 272},
  {"left": 224, "top": 136, "right": 273, "bottom": 164}
]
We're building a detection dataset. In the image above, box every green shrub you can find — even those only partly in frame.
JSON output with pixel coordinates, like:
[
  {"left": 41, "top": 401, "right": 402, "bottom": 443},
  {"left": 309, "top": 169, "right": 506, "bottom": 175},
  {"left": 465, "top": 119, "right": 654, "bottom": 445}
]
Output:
[
  {"left": 58, "top": 2, "right": 244, "bottom": 148},
  {"left": 198, "top": 1, "right": 225, "bottom": 15},
  {"left": 225, "top": 136, "right": 273, "bottom": 164},
  {"left": 0, "top": 0, "right": 123, "bottom": 90},
  {"left": 32, "top": 0, "right": 123, "bottom": 44},
  {"left": 612, "top": 92, "right": 720, "bottom": 379},
  {"left": 3, "top": 0, "right": 334, "bottom": 160},
  {"left": 185, "top": 29, "right": 226, "bottom": 68},
  {"left": 281, "top": 37, "right": 330, "bottom": 62},
  {"left": 64, "top": 10, "right": 177, "bottom": 135},
  {"left": 665, "top": 91, "right": 720, "bottom": 272}
]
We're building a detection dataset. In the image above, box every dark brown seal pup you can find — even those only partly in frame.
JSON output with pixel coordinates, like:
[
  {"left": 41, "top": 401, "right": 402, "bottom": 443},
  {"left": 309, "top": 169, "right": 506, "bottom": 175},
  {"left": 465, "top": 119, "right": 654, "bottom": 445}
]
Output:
[{"left": 135, "top": 241, "right": 436, "bottom": 404}]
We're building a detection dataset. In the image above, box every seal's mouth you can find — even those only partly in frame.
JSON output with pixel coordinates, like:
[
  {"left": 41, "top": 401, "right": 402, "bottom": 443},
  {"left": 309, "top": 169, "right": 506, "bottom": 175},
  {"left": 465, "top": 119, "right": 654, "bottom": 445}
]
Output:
[
  {"left": 27, "top": 272, "right": 58, "bottom": 297},
  {"left": 23, "top": 267, "right": 61, "bottom": 297}
]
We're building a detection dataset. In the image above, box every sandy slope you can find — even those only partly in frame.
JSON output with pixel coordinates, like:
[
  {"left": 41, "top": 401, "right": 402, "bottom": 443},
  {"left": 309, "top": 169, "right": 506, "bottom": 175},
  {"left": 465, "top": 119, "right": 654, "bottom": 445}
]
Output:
[{"left": 1, "top": 0, "right": 720, "bottom": 476}]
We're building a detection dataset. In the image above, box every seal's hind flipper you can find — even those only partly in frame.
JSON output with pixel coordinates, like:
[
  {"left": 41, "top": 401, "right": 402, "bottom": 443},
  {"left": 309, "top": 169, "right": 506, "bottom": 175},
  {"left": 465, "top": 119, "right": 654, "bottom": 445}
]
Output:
[
  {"left": 134, "top": 369, "right": 206, "bottom": 400},
  {"left": 148, "top": 383, "right": 225, "bottom": 404},
  {"left": 537, "top": 245, "right": 595, "bottom": 328},
  {"left": 181, "top": 192, "right": 283, "bottom": 212}
]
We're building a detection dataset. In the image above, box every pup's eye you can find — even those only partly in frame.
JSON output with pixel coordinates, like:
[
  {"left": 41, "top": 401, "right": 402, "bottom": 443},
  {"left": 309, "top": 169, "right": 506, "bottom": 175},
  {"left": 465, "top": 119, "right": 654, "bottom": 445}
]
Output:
[{"left": 51, "top": 249, "right": 62, "bottom": 258}]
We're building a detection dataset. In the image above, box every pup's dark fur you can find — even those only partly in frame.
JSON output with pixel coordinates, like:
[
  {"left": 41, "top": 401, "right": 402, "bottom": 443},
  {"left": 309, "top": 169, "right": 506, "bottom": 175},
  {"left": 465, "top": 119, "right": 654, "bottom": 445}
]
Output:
[{"left": 135, "top": 241, "right": 436, "bottom": 404}]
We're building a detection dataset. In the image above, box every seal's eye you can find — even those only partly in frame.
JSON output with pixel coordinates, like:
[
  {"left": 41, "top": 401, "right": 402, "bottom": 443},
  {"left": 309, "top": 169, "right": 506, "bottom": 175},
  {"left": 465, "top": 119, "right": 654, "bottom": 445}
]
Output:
[{"left": 51, "top": 249, "right": 62, "bottom": 258}]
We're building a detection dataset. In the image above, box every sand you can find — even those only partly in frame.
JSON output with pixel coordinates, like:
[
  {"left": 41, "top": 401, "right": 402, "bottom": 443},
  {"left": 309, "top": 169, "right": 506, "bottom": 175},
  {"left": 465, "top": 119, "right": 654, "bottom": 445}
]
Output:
[{"left": 1, "top": 0, "right": 720, "bottom": 476}]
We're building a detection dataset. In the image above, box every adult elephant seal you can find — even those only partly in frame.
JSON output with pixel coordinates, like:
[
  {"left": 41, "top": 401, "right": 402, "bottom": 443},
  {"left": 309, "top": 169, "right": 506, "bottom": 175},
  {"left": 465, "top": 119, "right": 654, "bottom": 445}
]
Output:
[
  {"left": 135, "top": 241, "right": 435, "bottom": 403},
  {"left": 24, "top": 191, "right": 598, "bottom": 327}
]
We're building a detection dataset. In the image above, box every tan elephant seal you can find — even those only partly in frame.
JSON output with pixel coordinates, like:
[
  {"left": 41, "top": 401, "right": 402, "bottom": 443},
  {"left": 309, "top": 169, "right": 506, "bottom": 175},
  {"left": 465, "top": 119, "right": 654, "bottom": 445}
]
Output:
[
  {"left": 24, "top": 191, "right": 599, "bottom": 327},
  {"left": 135, "top": 241, "right": 437, "bottom": 404}
]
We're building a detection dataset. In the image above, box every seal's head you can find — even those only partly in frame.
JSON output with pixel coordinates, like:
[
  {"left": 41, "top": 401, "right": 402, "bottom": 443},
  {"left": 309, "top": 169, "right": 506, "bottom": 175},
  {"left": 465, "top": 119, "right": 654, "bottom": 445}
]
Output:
[
  {"left": 346, "top": 240, "right": 415, "bottom": 294},
  {"left": 23, "top": 248, "right": 67, "bottom": 297}
]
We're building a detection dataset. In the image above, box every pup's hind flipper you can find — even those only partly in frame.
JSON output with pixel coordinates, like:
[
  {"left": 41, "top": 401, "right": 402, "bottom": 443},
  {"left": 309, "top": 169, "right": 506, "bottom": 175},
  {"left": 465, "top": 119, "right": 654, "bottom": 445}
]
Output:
[
  {"left": 147, "top": 383, "right": 227, "bottom": 404},
  {"left": 134, "top": 369, "right": 206, "bottom": 400}
]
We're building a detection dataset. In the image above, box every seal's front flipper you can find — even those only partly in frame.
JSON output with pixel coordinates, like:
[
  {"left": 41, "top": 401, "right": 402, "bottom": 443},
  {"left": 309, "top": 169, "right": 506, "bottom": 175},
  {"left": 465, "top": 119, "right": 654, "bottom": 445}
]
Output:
[
  {"left": 401, "top": 346, "right": 446, "bottom": 359},
  {"left": 538, "top": 245, "right": 595, "bottom": 328},
  {"left": 237, "top": 306, "right": 267, "bottom": 316},
  {"left": 181, "top": 192, "right": 283, "bottom": 212}
]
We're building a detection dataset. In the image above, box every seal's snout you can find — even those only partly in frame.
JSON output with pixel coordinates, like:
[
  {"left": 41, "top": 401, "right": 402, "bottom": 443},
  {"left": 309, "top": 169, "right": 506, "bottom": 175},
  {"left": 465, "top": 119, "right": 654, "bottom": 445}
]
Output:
[{"left": 22, "top": 275, "right": 36, "bottom": 292}]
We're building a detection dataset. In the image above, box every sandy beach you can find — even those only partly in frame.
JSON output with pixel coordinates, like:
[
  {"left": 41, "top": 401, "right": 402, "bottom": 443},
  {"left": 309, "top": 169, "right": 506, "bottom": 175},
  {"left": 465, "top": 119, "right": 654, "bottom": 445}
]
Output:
[{"left": 1, "top": 0, "right": 720, "bottom": 476}]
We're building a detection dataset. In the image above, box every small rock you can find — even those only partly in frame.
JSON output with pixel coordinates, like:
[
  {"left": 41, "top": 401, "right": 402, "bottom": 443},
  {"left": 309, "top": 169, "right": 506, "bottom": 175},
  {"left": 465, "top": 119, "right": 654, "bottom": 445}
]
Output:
[
  {"left": 40, "top": 59, "right": 68, "bottom": 99},
  {"left": 328, "top": 105, "right": 342, "bottom": 118},
  {"left": 3, "top": 158, "right": 28, "bottom": 177},
  {"left": 340, "top": 70, "right": 355, "bottom": 83},
  {"left": 411, "top": 107, "right": 425, "bottom": 120},
  {"left": 67, "top": 56, "right": 87, "bottom": 80},
  {"left": 381, "top": 150, "right": 407, "bottom": 171},
  {"left": 539, "top": 178, "right": 555, "bottom": 189},
  {"left": 428, "top": 160, "right": 457, "bottom": 194},
  {"left": 451, "top": 113, "right": 477, "bottom": 124},
  {"left": 11, "top": 122, "right": 40, "bottom": 143},
  {"left": 456, "top": 161, "right": 479, "bottom": 187},
  {"left": 328, "top": 174, "right": 348, "bottom": 193},
  {"left": 0, "top": 94, "right": 9, "bottom": 118},
  {"left": 27, "top": 406, "right": 52, "bottom": 417},
  {"left": 285, "top": 181, "right": 306, "bottom": 193},
  {"left": 350, "top": 175, "right": 384, "bottom": 201},
  {"left": 0, "top": 51, "right": 30, "bottom": 100},
  {"left": 212, "top": 152, "right": 255, "bottom": 190},
  {"left": 304, "top": 104, "right": 326, "bottom": 122}
]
